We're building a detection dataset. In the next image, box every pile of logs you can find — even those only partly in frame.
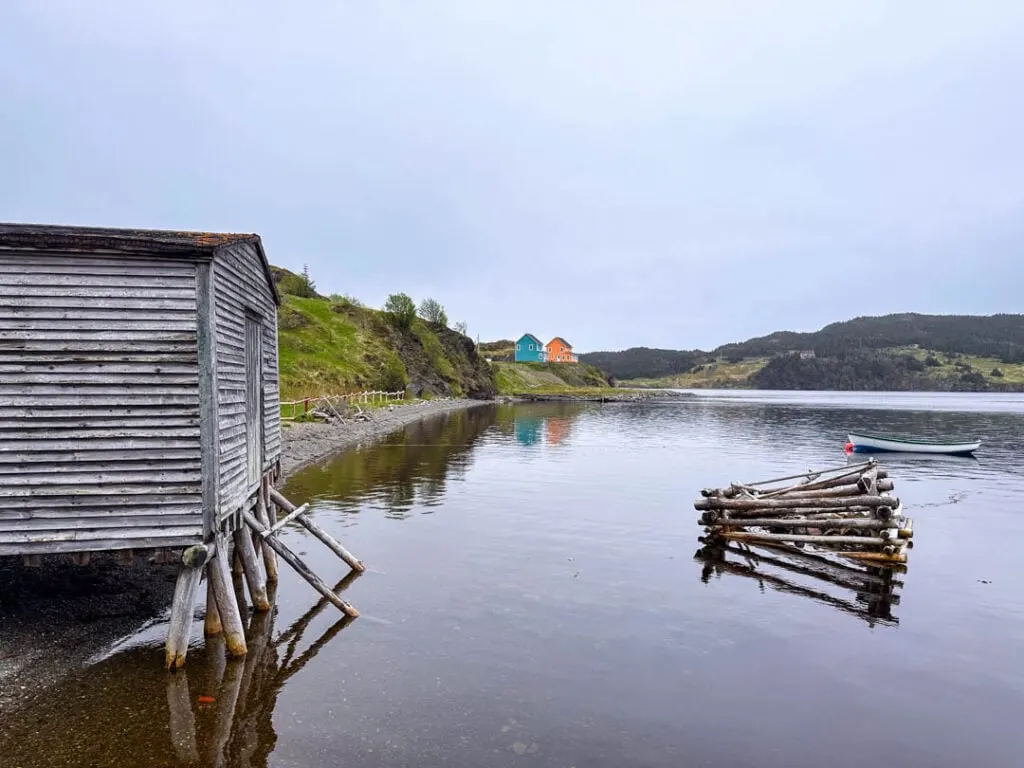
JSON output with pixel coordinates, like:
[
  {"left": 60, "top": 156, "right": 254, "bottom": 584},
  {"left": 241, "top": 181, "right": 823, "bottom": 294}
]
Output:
[{"left": 695, "top": 459, "right": 912, "bottom": 565}]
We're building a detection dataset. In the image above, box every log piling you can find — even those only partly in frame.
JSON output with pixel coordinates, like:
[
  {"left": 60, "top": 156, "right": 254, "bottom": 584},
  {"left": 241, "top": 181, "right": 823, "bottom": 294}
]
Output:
[{"left": 694, "top": 458, "right": 913, "bottom": 572}]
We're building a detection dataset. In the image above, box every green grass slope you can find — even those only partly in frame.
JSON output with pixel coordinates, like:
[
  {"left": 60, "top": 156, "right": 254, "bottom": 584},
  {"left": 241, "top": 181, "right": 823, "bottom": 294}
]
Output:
[
  {"left": 493, "top": 361, "right": 611, "bottom": 395},
  {"left": 273, "top": 271, "right": 495, "bottom": 400}
]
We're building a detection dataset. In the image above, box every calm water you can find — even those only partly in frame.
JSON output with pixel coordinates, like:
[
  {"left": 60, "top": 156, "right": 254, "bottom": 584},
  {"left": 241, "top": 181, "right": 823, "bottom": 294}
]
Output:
[{"left": 3, "top": 392, "right": 1024, "bottom": 767}]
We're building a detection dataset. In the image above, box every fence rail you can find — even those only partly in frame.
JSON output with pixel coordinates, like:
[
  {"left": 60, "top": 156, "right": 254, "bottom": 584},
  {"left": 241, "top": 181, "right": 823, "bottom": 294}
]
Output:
[{"left": 280, "top": 391, "right": 406, "bottom": 421}]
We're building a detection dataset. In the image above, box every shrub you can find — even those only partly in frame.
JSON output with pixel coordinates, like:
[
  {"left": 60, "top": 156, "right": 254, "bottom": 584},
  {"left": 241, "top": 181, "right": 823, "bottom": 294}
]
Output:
[
  {"left": 376, "top": 352, "right": 408, "bottom": 391},
  {"left": 418, "top": 297, "right": 448, "bottom": 326},
  {"left": 991, "top": 367, "right": 1005, "bottom": 378},
  {"left": 924, "top": 355, "right": 941, "bottom": 367},
  {"left": 384, "top": 293, "right": 417, "bottom": 329}
]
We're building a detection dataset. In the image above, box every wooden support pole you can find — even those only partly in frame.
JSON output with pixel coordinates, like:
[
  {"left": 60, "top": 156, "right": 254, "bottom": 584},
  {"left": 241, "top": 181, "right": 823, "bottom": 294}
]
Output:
[
  {"left": 116, "top": 549, "right": 135, "bottom": 566},
  {"left": 233, "top": 527, "right": 271, "bottom": 613},
  {"left": 207, "top": 542, "right": 247, "bottom": 658},
  {"left": 241, "top": 509, "right": 359, "bottom": 618},
  {"left": 204, "top": 577, "right": 223, "bottom": 636},
  {"left": 269, "top": 487, "right": 366, "bottom": 572},
  {"left": 70, "top": 552, "right": 91, "bottom": 566},
  {"left": 258, "top": 477, "right": 279, "bottom": 583},
  {"left": 22, "top": 554, "right": 41, "bottom": 567},
  {"left": 695, "top": 494, "right": 898, "bottom": 513},
  {"left": 165, "top": 562, "right": 203, "bottom": 670}
]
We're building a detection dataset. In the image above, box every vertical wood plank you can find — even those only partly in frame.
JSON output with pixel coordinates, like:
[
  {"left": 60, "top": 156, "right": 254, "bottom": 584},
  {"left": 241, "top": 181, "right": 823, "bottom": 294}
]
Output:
[{"left": 195, "top": 259, "right": 220, "bottom": 538}]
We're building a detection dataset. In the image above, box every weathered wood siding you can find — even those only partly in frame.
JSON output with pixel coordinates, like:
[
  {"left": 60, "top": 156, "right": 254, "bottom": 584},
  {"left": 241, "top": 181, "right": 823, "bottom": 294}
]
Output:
[
  {"left": 0, "top": 251, "right": 204, "bottom": 554},
  {"left": 212, "top": 243, "right": 280, "bottom": 517}
]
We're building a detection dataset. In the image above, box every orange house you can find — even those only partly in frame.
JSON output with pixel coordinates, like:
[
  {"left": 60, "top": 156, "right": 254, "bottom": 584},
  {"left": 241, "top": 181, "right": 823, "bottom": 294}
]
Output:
[{"left": 545, "top": 337, "right": 577, "bottom": 363}]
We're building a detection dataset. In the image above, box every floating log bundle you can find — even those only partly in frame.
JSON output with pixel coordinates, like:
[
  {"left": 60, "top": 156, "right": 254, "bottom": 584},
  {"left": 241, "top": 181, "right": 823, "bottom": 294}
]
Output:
[{"left": 695, "top": 459, "right": 912, "bottom": 565}]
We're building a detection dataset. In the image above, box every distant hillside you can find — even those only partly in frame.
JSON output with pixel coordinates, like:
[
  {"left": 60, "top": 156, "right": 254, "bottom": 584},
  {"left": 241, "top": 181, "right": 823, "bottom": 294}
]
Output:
[
  {"left": 271, "top": 267, "right": 495, "bottom": 400},
  {"left": 579, "top": 347, "right": 703, "bottom": 381},
  {"left": 585, "top": 313, "right": 1024, "bottom": 392}
]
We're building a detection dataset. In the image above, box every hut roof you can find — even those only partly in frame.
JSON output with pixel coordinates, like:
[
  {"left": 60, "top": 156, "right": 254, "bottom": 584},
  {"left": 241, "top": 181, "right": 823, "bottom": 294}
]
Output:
[
  {"left": 0, "top": 223, "right": 279, "bottom": 304},
  {"left": 548, "top": 337, "right": 572, "bottom": 348}
]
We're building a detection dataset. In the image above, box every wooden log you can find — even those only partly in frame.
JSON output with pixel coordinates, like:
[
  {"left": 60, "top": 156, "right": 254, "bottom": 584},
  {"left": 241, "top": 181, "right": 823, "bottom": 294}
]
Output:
[
  {"left": 704, "top": 516, "right": 911, "bottom": 533},
  {"left": 204, "top": 576, "right": 223, "bottom": 636},
  {"left": 233, "top": 527, "right": 271, "bottom": 613},
  {"left": 720, "top": 531, "right": 894, "bottom": 547},
  {"left": 761, "top": 483, "right": 878, "bottom": 501},
  {"left": 241, "top": 508, "right": 359, "bottom": 618},
  {"left": 258, "top": 477, "right": 278, "bottom": 583},
  {"left": 270, "top": 487, "right": 366, "bottom": 573},
  {"left": 207, "top": 543, "right": 247, "bottom": 658},
  {"left": 857, "top": 468, "right": 879, "bottom": 494},
  {"left": 743, "top": 460, "right": 875, "bottom": 489},
  {"left": 695, "top": 494, "right": 898, "bottom": 513},
  {"left": 264, "top": 502, "right": 310, "bottom": 535},
  {"left": 836, "top": 550, "right": 908, "bottom": 564},
  {"left": 165, "top": 562, "right": 203, "bottom": 670}
]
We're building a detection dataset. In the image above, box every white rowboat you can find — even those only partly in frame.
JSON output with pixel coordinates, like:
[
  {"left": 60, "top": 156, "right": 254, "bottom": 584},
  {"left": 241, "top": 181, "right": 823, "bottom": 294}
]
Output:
[{"left": 848, "top": 432, "right": 981, "bottom": 456}]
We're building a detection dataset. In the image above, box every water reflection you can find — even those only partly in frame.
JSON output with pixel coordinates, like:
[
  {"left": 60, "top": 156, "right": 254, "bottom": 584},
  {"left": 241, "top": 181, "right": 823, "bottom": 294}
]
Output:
[
  {"left": 0, "top": 577, "right": 358, "bottom": 768},
  {"left": 286, "top": 406, "right": 497, "bottom": 518},
  {"left": 695, "top": 537, "right": 903, "bottom": 628}
]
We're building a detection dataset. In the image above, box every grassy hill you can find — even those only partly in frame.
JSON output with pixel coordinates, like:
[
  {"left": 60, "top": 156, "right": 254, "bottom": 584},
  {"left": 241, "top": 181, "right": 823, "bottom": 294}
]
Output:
[
  {"left": 493, "top": 361, "right": 611, "bottom": 395},
  {"left": 582, "top": 314, "right": 1024, "bottom": 392},
  {"left": 272, "top": 268, "right": 495, "bottom": 400}
]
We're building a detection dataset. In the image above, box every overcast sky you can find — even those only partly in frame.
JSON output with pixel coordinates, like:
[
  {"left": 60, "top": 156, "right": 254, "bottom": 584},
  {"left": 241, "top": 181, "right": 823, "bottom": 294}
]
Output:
[{"left": 2, "top": 2, "right": 1023, "bottom": 351}]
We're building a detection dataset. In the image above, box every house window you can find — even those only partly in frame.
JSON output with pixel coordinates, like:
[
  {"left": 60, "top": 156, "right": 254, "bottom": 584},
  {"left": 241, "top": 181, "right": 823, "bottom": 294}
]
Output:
[
  {"left": 529, "top": 344, "right": 533, "bottom": 350},
  {"left": 516, "top": 344, "right": 521, "bottom": 351}
]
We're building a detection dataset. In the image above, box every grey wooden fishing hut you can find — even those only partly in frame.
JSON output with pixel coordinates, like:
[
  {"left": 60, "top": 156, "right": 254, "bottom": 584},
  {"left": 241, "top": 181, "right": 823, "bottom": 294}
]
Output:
[{"left": 0, "top": 224, "right": 364, "bottom": 669}]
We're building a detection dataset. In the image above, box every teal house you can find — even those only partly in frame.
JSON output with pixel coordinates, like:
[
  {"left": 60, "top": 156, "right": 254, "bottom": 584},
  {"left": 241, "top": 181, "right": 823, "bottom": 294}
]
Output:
[{"left": 515, "top": 333, "right": 547, "bottom": 362}]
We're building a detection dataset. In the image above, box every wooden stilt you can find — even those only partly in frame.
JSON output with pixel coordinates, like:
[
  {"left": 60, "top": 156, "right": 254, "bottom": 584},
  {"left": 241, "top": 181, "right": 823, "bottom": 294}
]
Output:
[
  {"left": 70, "top": 552, "right": 91, "bottom": 566},
  {"left": 165, "top": 562, "right": 203, "bottom": 670},
  {"left": 232, "top": 545, "right": 244, "bottom": 575},
  {"left": 234, "top": 527, "right": 271, "bottom": 612},
  {"left": 116, "top": 549, "right": 135, "bottom": 566},
  {"left": 207, "top": 541, "right": 247, "bottom": 658},
  {"left": 204, "top": 577, "right": 223, "bottom": 636},
  {"left": 257, "top": 477, "right": 279, "bottom": 583},
  {"left": 241, "top": 509, "right": 359, "bottom": 618},
  {"left": 270, "top": 487, "right": 366, "bottom": 572},
  {"left": 22, "top": 554, "right": 41, "bottom": 567}
]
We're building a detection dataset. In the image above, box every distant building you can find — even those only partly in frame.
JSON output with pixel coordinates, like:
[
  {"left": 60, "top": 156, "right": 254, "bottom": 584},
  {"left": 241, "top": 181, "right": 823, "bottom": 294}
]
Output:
[
  {"left": 515, "top": 333, "right": 547, "bottom": 362},
  {"left": 798, "top": 350, "right": 816, "bottom": 360},
  {"left": 546, "top": 337, "right": 577, "bottom": 363}
]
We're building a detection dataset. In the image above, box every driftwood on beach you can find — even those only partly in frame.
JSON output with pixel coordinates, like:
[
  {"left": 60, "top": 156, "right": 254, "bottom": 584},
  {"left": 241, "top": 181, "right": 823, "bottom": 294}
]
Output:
[{"left": 694, "top": 459, "right": 912, "bottom": 566}]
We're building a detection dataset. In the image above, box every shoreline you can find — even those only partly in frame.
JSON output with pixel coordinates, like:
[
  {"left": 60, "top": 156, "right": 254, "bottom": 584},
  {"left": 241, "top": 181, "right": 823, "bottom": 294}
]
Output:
[{"left": 280, "top": 397, "right": 494, "bottom": 478}]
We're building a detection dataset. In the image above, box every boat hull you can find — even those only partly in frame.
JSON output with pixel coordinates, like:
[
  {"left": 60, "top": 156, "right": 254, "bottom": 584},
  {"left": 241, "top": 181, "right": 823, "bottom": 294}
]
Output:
[{"left": 848, "top": 433, "right": 981, "bottom": 456}]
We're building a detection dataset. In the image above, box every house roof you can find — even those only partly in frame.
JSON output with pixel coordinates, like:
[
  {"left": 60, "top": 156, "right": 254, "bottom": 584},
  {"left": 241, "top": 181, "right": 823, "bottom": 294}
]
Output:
[
  {"left": 0, "top": 223, "right": 280, "bottom": 305},
  {"left": 517, "top": 333, "right": 544, "bottom": 346},
  {"left": 547, "top": 337, "right": 572, "bottom": 348}
]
